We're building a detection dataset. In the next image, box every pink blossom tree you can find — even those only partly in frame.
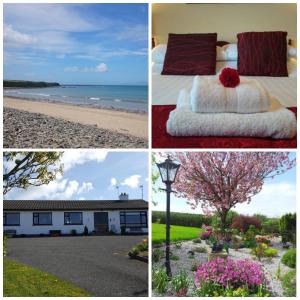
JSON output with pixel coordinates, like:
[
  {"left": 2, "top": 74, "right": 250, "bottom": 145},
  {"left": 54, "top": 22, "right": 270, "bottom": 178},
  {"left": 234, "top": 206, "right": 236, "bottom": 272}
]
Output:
[{"left": 171, "top": 152, "right": 295, "bottom": 232}]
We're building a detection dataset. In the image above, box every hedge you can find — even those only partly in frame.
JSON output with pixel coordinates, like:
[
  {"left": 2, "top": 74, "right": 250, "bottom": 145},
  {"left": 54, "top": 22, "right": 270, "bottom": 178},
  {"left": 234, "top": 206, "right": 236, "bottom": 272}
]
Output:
[{"left": 152, "top": 211, "right": 211, "bottom": 228}]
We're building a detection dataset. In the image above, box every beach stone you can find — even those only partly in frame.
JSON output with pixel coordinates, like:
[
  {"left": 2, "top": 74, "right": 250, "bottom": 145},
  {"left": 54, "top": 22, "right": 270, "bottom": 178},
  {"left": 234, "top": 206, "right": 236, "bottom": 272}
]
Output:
[{"left": 4, "top": 107, "right": 147, "bottom": 148}]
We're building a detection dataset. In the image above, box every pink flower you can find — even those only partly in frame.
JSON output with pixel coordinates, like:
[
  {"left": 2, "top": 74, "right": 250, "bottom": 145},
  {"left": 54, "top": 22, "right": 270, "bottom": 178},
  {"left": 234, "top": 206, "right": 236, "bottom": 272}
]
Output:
[{"left": 194, "top": 258, "right": 267, "bottom": 291}]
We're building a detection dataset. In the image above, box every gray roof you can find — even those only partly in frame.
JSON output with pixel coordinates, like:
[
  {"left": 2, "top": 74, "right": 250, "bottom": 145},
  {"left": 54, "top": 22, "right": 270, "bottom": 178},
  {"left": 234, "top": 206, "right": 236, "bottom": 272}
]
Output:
[{"left": 3, "top": 200, "right": 148, "bottom": 211}]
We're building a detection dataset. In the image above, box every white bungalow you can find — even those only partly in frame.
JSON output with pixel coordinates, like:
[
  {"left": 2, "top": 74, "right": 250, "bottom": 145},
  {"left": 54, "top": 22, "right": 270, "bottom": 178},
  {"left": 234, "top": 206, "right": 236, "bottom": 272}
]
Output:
[{"left": 3, "top": 195, "right": 148, "bottom": 236}]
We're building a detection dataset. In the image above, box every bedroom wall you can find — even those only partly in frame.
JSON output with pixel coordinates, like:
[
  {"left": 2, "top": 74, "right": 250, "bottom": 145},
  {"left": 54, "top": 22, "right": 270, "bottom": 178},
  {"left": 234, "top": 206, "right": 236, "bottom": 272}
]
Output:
[{"left": 152, "top": 3, "right": 297, "bottom": 46}]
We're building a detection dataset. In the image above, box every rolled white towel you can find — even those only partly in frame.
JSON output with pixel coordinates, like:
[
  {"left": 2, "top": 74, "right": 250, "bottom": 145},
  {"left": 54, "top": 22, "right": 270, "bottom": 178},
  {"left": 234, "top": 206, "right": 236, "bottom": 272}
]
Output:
[{"left": 190, "top": 76, "right": 270, "bottom": 113}]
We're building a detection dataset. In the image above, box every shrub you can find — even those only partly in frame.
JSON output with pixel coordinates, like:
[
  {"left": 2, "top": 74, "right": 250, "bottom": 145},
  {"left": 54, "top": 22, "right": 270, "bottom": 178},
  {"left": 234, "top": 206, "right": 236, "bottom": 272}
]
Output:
[
  {"left": 191, "top": 262, "right": 198, "bottom": 272},
  {"left": 211, "top": 211, "right": 239, "bottom": 229},
  {"left": 70, "top": 229, "right": 77, "bottom": 236},
  {"left": 121, "top": 226, "right": 126, "bottom": 235},
  {"left": 231, "top": 215, "right": 262, "bottom": 233},
  {"left": 192, "top": 247, "right": 207, "bottom": 253},
  {"left": 152, "top": 268, "right": 168, "bottom": 294},
  {"left": 195, "top": 283, "right": 269, "bottom": 297},
  {"left": 152, "top": 248, "right": 164, "bottom": 263},
  {"left": 264, "top": 248, "right": 278, "bottom": 258},
  {"left": 281, "top": 270, "right": 296, "bottom": 297},
  {"left": 170, "top": 255, "right": 179, "bottom": 261},
  {"left": 251, "top": 243, "right": 268, "bottom": 261},
  {"left": 256, "top": 236, "right": 271, "bottom": 245},
  {"left": 195, "top": 257, "right": 267, "bottom": 294},
  {"left": 200, "top": 231, "right": 211, "bottom": 240},
  {"left": 152, "top": 211, "right": 211, "bottom": 228},
  {"left": 281, "top": 248, "right": 296, "bottom": 268},
  {"left": 175, "top": 242, "right": 182, "bottom": 249},
  {"left": 171, "top": 270, "right": 190, "bottom": 296},
  {"left": 193, "top": 238, "right": 202, "bottom": 244},
  {"left": 83, "top": 226, "right": 89, "bottom": 235},
  {"left": 280, "top": 213, "right": 296, "bottom": 245},
  {"left": 3, "top": 236, "right": 7, "bottom": 257},
  {"left": 261, "top": 218, "right": 280, "bottom": 235}
]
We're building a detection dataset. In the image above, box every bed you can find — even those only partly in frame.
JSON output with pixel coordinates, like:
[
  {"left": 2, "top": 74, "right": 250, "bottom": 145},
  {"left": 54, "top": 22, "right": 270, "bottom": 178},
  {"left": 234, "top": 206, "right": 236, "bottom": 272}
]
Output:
[{"left": 152, "top": 59, "right": 297, "bottom": 149}]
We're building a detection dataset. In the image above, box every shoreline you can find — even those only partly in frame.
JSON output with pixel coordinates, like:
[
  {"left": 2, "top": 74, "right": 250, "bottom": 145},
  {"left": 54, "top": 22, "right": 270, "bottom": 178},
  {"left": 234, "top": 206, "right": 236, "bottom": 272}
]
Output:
[
  {"left": 3, "top": 95, "right": 148, "bottom": 115},
  {"left": 4, "top": 97, "right": 148, "bottom": 140},
  {"left": 4, "top": 107, "right": 147, "bottom": 148}
]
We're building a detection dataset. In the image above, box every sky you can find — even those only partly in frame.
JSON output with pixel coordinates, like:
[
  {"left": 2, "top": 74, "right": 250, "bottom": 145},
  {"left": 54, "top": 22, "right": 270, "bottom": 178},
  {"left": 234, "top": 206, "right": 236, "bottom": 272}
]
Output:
[
  {"left": 153, "top": 152, "right": 296, "bottom": 218},
  {"left": 3, "top": 4, "right": 148, "bottom": 85},
  {"left": 4, "top": 151, "right": 149, "bottom": 201}
]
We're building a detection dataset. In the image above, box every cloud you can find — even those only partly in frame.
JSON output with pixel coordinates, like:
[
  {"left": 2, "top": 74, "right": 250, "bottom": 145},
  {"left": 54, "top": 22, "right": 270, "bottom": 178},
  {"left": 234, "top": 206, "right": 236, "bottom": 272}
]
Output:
[
  {"left": 110, "top": 178, "right": 117, "bottom": 187},
  {"left": 4, "top": 23, "right": 37, "bottom": 47},
  {"left": 95, "top": 63, "right": 108, "bottom": 72},
  {"left": 121, "top": 175, "right": 141, "bottom": 189},
  {"left": 64, "top": 63, "right": 108, "bottom": 73},
  {"left": 116, "top": 24, "right": 148, "bottom": 41},
  {"left": 230, "top": 182, "right": 296, "bottom": 217},
  {"left": 60, "top": 150, "right": 108, "bottom": 172},
  {"left": 4, "top": 4, "right": 111, "bottom": 33},
  {"left": 77, "top": 182, "right": 94, "bottom": 194},
  {"left": 5, "top": 178, "right": 94, "bottom": 200}
]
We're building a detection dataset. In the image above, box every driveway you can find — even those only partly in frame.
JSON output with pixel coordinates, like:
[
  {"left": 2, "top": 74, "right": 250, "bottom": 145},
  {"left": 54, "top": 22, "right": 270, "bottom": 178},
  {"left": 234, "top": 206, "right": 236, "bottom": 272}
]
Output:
[{"left": 7, "top": 235, "right": 148, "bottom": 297}]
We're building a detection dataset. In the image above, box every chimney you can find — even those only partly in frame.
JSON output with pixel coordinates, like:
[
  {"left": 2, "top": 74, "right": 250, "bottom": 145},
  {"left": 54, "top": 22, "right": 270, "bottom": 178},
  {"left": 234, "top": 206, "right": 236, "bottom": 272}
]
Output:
[{"left": 119, "top": 193, "right": 129, "bottom": 200}]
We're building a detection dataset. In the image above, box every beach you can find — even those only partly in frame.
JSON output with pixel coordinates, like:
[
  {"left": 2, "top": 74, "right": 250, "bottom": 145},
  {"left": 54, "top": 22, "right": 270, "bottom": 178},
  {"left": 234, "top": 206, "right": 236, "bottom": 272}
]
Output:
[{"left": 4, "top": 97, "right": 148, "bottom": 148}]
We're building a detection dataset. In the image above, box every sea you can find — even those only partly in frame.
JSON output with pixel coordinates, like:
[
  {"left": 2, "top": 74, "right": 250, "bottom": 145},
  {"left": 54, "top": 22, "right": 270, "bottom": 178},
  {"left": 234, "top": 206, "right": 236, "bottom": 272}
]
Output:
[{"left": 4, "top": 85, "right": 148, "bottom": 112}]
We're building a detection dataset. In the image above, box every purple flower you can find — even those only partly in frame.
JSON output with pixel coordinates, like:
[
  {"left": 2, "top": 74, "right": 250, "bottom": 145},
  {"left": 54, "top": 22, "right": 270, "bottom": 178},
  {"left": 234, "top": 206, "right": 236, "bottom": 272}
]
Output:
[{"left": 194, "top": 257, "right": 266, "bottom": 291}]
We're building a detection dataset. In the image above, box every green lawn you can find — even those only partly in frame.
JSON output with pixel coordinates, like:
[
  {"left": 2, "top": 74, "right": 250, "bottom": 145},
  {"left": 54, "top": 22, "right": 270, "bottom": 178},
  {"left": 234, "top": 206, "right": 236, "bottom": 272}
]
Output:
[
  {"left": 4, "top": 258, "right": 90, "bottom": 297},
  {"left": 152, "top": 223, "right": 202, "bottom": 245}
]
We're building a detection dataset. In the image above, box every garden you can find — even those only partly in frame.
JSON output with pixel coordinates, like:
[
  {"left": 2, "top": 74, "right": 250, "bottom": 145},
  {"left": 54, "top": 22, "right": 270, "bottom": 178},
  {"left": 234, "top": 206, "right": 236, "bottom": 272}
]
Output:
[{"left": 152, "top": 152, "right": 296, "bottom": 297}]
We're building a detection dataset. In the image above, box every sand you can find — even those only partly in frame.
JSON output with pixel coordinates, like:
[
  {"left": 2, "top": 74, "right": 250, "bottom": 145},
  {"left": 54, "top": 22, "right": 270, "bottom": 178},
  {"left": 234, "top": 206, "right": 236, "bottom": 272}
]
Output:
[{"left": 4, "top": 97, "right": 148, "bottom": 139}]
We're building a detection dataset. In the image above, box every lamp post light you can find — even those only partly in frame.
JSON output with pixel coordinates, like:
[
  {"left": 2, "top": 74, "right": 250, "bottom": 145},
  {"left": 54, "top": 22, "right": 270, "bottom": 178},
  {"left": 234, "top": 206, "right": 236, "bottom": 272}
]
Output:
[{"left": 156, "top": 155, "right": 180, "bottom": 278}]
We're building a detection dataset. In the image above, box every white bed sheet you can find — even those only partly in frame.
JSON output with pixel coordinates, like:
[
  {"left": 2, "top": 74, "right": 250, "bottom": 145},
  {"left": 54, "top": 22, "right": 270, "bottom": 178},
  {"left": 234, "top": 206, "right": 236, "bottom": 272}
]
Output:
[{"left": 152, "top": 60, "right": 297, "bottom": 107}]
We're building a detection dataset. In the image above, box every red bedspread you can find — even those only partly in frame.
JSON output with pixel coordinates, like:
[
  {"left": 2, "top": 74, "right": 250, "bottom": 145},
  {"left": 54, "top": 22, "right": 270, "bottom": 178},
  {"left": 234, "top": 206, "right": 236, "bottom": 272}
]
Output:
[{"left": 152, "top": 105, "right": 297, "bottom": 148}]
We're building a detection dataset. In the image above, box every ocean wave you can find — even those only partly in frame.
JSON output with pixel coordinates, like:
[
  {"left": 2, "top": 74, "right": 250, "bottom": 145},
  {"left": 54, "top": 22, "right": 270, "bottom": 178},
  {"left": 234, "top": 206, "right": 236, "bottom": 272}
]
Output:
[
  {"left": 89, "top": 97, "right": 100, "bottom": 100},
  {"left": 114, "top": 99, "right": 122, "bottom": 102}
]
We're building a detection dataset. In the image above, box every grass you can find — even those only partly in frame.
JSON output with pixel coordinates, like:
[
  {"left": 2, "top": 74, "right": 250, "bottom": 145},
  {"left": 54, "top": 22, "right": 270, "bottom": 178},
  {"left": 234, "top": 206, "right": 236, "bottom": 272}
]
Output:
[
  {"left": 152, "top": 223, "right": 202, "bottom": 245},
  {"left": 281, "top": 270, "right": 296, "bottom": 297},
  {"left": 4, "top": 258, "right": 90, "bottom": 297}
]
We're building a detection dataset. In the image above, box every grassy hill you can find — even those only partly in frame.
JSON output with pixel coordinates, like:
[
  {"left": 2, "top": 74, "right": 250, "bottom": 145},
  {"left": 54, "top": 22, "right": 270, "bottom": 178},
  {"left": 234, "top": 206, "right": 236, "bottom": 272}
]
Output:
[{"left": 4, "top": 80, "right": 60, "bottom": 88}]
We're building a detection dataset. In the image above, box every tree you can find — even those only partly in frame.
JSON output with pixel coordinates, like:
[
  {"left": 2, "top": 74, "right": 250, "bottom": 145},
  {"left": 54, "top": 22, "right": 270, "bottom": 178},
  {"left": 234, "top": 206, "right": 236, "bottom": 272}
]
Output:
[
  {"left": 3, "top": 152, "right": 64, "bottom": 195},
  {"left": 280, "top": 213, "right": 296, "bottom": 246},
  {"left": 171, "top": 152, "right": 295, "bottom": 233}
]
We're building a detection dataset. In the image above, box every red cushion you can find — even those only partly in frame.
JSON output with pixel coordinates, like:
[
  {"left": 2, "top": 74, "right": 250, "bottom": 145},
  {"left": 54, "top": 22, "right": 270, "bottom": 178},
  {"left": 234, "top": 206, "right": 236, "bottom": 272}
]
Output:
[
  {"left": 162, "top": 33, "right": 217, "bottom": 75},
  {"left": 238, "top": 31, "right": 288, "bottom": 76}
]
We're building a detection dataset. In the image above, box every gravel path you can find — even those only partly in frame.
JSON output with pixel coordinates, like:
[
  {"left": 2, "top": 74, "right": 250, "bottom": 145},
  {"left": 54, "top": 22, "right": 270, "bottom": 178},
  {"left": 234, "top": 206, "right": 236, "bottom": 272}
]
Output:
[
  {"left": 4, "top": 107, "right": 147, "bottom": 148},
  {"left": 153, "top": 237, "right": 293, "bottom": 297}
]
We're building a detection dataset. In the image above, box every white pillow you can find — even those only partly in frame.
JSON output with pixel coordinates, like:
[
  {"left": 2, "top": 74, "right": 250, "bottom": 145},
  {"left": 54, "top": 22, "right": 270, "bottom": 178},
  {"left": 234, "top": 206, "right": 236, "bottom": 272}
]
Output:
[
  {"left": 288, "top": 46, "right": 297, "bottom": 58},
  {"left": 216, "top": 46, "right": 226, "bottom": 61},
  {"left": 152, "top": 44, "right": 167, "bottom": 64},
  {"left": 223, "top": 44, "right": 238, "bottom": 61}
]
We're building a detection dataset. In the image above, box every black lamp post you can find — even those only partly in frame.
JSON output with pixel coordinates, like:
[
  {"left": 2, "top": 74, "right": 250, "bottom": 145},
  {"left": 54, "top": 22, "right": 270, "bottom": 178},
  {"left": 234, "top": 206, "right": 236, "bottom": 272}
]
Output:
[{"left": 156, "top": 155, "right": 180, "bottom": 278}]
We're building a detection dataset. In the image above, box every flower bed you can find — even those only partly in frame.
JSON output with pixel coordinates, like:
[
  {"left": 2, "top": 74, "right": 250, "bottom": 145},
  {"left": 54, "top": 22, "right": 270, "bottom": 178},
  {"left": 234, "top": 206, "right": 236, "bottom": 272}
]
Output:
[{"left": 195, "top": 257, "right": 269, "bottom": 296}]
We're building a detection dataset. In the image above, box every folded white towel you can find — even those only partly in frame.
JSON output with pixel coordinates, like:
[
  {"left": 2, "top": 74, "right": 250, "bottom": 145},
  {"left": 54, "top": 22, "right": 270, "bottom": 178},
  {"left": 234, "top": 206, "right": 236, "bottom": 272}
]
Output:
[
  {"left": 190, "top": 76, "right": 270, "bottom": 114},
  {"left": 167, "top": 89, "right": 296, "bottom": 139}
]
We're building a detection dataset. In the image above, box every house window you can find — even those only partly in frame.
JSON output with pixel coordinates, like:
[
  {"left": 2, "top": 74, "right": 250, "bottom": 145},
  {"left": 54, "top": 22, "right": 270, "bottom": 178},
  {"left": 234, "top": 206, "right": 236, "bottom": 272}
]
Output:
[
  {"left": 64, "top": 212, "right": 83, "bottom": 225},
  {"left": 33, "top": 212, "right": 52, "bottom": 225},
  {"left": 120, "top": 211, "right": 147, "bottom": 227},
  {"left": 4, "top": 213, "right": 20, "bottom": 226}
]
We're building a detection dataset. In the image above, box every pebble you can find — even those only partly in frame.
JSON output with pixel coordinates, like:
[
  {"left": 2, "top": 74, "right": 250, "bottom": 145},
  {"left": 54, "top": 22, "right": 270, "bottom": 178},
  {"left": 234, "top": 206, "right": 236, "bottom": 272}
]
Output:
[
  {"left": 4, "top": 107, "right": 148, "bottom": 148},
  {"left": 153, "top": 237, "right": 293, "bottom": 297}
]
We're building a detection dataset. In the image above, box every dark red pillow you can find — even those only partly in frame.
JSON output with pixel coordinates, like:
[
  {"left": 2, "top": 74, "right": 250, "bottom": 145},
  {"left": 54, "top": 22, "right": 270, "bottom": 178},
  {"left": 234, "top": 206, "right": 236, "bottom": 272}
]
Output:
[
  {"left": 161, "top": 33, "right": 217, "bottom": 75},
  {"left": 237, "top": 31, "right": 288, "bottom": 76}
]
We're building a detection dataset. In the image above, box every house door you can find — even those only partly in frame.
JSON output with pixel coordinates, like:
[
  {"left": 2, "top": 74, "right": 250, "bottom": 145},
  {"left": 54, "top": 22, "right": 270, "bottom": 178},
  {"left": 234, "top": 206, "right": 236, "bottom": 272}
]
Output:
[{"left": 94, "top": 212, "right": 109, "bottom": 233}]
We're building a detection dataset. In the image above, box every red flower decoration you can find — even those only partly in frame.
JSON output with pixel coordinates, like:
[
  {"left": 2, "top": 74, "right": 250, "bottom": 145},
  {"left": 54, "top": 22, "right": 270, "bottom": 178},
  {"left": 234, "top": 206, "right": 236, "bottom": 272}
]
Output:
[{"left": 219, "top": 67, "right": 240, "bottom": 88}]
